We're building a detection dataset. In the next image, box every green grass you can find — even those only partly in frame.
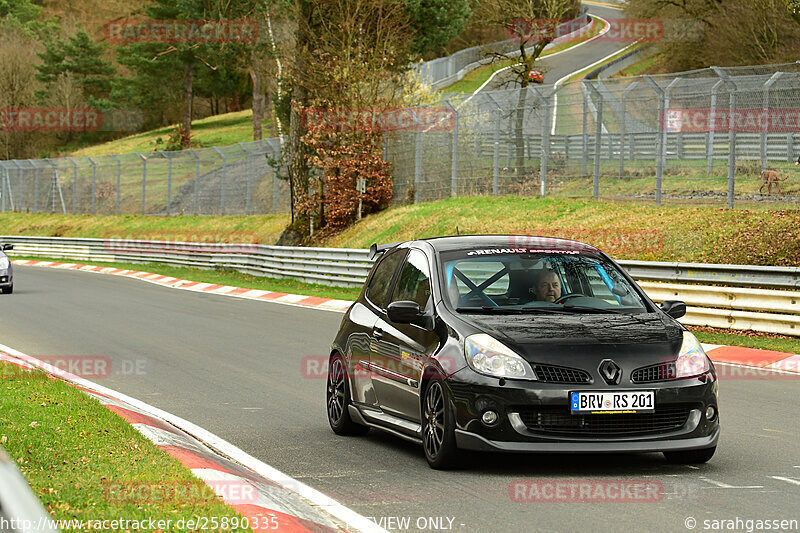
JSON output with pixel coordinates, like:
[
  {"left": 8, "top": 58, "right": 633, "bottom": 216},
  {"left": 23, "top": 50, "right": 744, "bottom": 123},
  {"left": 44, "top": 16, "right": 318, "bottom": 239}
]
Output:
[
  {"left": 68, "top": 110, "right": 272, "bottom": 157},
  {"left": 0, "top": 212, "right": 289, "bottom": 244},
  {"left": 692, "top": 327, "right": 799, "bottom": 354},
  {"left": 321, "top": 196, "right": 800, "bottom": 266},
  {"left": 12, "top": 255, "right": 362, "bottom": 301},
  {"left": 612, "top": 53, "right": 663, "bottom": 78},
  {"left": 441, "top": 17, "right": 605, "bottom": 94},
  {"left": 0, "top": 362, "right": 251, "bottom": 530}
]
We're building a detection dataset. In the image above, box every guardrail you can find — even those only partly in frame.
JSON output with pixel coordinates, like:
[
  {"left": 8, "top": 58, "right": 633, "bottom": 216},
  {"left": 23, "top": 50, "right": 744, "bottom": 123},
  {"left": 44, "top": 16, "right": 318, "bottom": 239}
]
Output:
[{"left": 3, "top": 235, "right": 798, "bottom": 337}]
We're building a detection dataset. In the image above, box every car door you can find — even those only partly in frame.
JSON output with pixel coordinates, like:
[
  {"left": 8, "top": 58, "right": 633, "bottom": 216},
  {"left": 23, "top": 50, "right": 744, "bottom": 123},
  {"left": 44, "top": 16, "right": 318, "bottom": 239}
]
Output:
[
  {"left": 370, "top": 249, "right": 439, "bottom": 422},
  {"left": 352, "top": 248, "right": 407, "bottom": 407}
]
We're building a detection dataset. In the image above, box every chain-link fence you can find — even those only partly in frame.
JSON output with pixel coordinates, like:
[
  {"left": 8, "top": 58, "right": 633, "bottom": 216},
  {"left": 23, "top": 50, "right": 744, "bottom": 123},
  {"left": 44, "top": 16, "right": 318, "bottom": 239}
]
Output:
[
  {"left": 387, "top": 61, "right": 800, "bottom": 207},
  {"left": 0, "top": 138, "right": 289, "bottom": 215},
  {"left": 3, "top": 62, "right": 800, "bottom": 216}
]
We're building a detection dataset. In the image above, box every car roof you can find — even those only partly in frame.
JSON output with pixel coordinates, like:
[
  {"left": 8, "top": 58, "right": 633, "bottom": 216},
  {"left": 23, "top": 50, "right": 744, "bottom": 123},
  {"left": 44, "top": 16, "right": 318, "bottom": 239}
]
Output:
[{"left": 406, "top": 235, "right": 601, "bottom": 254}]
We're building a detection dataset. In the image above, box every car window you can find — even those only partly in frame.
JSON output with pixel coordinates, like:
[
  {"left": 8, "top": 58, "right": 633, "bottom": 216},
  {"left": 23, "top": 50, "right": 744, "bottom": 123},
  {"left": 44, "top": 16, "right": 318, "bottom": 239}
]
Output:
[
  {"left": 390, "top": 249, "right": 432, "bottom": 312},
  {"left": 365, "top": 248, "right": 406, "bottom": 309},
  {"left": 448, "top": 260, "right": 509, "bottom": 299},
  {"left": 440, "top": 250, "right": 647, "bottom": 313}
]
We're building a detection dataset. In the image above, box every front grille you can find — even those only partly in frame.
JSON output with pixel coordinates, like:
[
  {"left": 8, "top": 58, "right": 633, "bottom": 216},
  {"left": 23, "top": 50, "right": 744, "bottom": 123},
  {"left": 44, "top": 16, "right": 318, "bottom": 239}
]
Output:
[
  {"left": 532, "top": 364, "right": 592, "bottom": 384},
  {"left": 631, "top": 362, "right": 677, "bottom": 383},
  {"left": 515, "top": 405, "right": 694, "bottom": 437}
]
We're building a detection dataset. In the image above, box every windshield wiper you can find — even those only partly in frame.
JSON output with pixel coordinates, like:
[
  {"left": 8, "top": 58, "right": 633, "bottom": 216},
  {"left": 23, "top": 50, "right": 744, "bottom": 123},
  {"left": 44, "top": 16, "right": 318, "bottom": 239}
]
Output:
[
  {"left": 561, "top": 305, "right": 625, "bottom": 314},
  {"left": 457, "top": 306, "right": 570, "bottom": 314}
]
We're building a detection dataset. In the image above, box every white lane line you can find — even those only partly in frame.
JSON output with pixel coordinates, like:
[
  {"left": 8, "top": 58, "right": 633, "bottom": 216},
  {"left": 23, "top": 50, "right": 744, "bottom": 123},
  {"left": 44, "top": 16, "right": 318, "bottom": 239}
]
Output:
[
  {"left": 550, "top": 39, "right": 638, "bottom": 135},
  {"left": 700, "top": 477, "right": 764, "bottom": 489},
  {"left": 769, "top": 476, "right": 800, "bottom": 486},
  {"left": 468, "top": 15, "right": 612, "bottom": 102},
  {"left": 0, "top": 342, "right": 386, "bottom": 533}
]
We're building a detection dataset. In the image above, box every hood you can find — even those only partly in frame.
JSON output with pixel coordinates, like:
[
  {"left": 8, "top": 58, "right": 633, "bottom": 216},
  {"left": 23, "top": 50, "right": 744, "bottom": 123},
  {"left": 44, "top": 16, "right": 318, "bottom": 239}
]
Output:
[{"left": 460, "top": 312, "right": 683, "bottom": 369}]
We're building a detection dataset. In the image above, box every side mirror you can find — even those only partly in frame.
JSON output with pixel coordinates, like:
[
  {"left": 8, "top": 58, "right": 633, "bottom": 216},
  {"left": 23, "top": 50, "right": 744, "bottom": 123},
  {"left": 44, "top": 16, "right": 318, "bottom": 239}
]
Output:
[
  {"left": 2, "top": 244, "right": 13, "bottom": 251},
  {"left": 387, "top": 301, "right": 422, "bottom": 324},
  {"left": 659, "top": 300, "right": 686, "bottom": 319}
]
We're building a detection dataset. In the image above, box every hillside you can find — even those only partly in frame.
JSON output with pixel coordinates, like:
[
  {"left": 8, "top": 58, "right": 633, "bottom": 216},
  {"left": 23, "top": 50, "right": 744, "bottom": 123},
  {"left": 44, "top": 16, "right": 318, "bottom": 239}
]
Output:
[{"left": 3, "top": 197, "right": 799, "bottom": 266}]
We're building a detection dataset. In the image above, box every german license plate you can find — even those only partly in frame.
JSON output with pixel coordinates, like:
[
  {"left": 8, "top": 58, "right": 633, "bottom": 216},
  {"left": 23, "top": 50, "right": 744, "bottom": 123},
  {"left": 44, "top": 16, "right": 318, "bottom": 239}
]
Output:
[{"left": 570, "top": 391, "right": 655, "bottom": 414}]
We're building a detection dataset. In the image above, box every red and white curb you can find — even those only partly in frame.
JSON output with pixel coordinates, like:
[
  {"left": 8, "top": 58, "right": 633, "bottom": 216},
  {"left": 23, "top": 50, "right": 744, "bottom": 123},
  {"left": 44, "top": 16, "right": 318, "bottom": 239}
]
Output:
[
  {"left": 702, "top": 344, "right": 799, "bottom": 373},
  {"left": 11, "top": 260, "right": 353, "bottom": 312},
  {"left": 0, "top": 344, "right": 386, "bottom": 533}
]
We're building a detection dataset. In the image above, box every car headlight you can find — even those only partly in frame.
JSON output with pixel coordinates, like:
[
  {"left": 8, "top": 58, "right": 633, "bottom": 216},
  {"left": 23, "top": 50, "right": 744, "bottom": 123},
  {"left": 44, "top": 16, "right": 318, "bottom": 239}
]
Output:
[
  {"left": 675, "top": 331, "right": 711, "bottom": 379},
  {"left": 0, "top": 257, "right": 8, "bottom": 269},
  {"left": 464, "top": 334, "right": 537, "bottom": 380}
]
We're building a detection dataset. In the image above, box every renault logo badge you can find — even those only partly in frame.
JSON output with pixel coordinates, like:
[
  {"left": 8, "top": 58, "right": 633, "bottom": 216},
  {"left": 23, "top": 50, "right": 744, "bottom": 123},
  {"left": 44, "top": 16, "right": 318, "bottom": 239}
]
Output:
[{"left": 599, "top": 359, "right": 621, "bottom": 385}]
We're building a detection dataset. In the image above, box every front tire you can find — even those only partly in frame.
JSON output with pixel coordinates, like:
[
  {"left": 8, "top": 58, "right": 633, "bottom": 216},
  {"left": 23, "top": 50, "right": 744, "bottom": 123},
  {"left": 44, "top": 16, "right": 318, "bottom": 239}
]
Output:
[
  {"left": 326, "top": 354, "right": 369, "bottom": 436},
  {"left": 422, "top": 380, "right": 460, "bottom": 469},
  {"left": 1, "top": 284, "right": 11, "bottom": 294},
  {"left": 664, "top": 446, "right": 716, "bottom": 464}
]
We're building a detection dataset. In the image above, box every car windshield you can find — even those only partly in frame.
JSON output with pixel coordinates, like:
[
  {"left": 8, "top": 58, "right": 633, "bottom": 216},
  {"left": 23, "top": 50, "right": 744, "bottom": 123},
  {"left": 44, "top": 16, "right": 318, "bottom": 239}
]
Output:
[{"left": 440, "top": 249, "right": 648, "bottom": 314}]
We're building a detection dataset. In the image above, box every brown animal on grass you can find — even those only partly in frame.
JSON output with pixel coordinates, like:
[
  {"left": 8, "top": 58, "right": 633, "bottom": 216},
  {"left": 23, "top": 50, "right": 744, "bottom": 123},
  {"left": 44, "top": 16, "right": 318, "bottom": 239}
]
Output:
[{"left": 759, "top": 169, "right": 787, "bottom": 194}]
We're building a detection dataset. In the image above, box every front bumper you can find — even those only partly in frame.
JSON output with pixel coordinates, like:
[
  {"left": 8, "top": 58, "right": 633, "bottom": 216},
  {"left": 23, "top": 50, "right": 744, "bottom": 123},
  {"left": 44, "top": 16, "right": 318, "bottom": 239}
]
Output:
[
  {"left": 447, "top": 367, "right": 719, "bottom": 453},
  {"left": 0, "top": 270, "right": 11, "bottom": 287}
]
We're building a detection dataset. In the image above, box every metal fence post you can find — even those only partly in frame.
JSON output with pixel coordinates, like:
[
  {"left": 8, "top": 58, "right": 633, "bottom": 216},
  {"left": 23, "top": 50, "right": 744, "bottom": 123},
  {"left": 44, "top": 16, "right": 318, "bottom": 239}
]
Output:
[
  {"left": 532, "top": 87, "right": 551, "bottom": 198},
  {"left": 584, "top": 81, "right": 603, "bottom": 200},
  {"left": 761, "top": 72, "right": 783, "bottom": 170},
  {"left": 135, "top": 152, "right": 146, "bottom": 215},
  {"left": 159, "top": 151, "right": 172, "bottom": 214},
  {"left": 620, "top": 82, "right": 638, "bottom": 178},
  {"left": 28, "top": 160, "right": 39, "bottom": 213},
  {"left": 708, "top": 79, "right": 723, "bottom": 175},
  {"left": 86, "top": 157, "right": 97, "bottom": 215},
  {"left": 213, "top": 147, "right": 227, "bottom": 215},
  {"left": 713, "top": 67, "right": 738, "bottom": 209},
  {"left": 189, "top": 149, "right": 200, "bottom": 214},
  {"left": 642, "top": 76, "right": 664, "bottom": 206},
  {"left": 414, "top": 123, "right": 422, "bottom": 204},
  {"left": 108, "top": 154, "right": 121, "bottom": 214},
  {"left": 1, "top": 165, "right": 6, "bottom": 212},
  {"left": 66, "top": 158, "right": 77, "bottom": 213},
  {"left": 485, "top": 93, "right": 502, "bottom": 196},
  {"left": 581, "top": 85, "right": 589, "bottom": 176},
  {"left": 237, "top": 142, "right": 254, "bottom": 214},
  {"left": 448, "top": 101, "right": 459, "bottom": 197}
]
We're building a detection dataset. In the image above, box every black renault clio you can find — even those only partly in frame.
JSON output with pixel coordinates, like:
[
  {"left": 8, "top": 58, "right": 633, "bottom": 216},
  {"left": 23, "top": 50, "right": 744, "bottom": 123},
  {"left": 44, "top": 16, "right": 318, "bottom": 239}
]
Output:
[{"left": 327, "top": 236, "right": 719, "bottom": 469}]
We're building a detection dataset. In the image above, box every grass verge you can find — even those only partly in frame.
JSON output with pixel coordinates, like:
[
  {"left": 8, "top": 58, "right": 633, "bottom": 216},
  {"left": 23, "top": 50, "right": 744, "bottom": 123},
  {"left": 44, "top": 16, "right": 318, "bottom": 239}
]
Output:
[
  {"left": 12, "top": 255, "right": 362, "bottom": 301},
  {"left": 691, "top": 327, "right": 799, "bottom": 355},
  {"left": 0, "top": 361, "right": 250, "bottom": 530},
  {"left": 0, "top": 212, "right": 290, "bottom": 245},
  {"left": 69, "top": 110, "right": 273, "bottom": 157},
  {"left": 321, "top": 196, "right": 800, "bottom": 266}
]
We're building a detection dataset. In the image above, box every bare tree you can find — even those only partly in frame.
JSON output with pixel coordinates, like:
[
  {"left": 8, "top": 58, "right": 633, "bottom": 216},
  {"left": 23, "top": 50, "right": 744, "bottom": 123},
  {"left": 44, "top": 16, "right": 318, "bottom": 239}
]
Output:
[{"left": 478, "top": 0, "right": 580, "bottom": 180}]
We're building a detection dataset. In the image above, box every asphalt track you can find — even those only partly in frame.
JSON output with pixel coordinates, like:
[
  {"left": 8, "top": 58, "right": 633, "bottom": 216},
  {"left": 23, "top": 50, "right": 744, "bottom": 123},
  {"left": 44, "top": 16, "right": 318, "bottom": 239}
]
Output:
[
  {"left": 483, "top": 4, "right": 630, "bottom": 91},
  {"left": 2, "top": 265, "right": 799, "bottom": 533}
]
